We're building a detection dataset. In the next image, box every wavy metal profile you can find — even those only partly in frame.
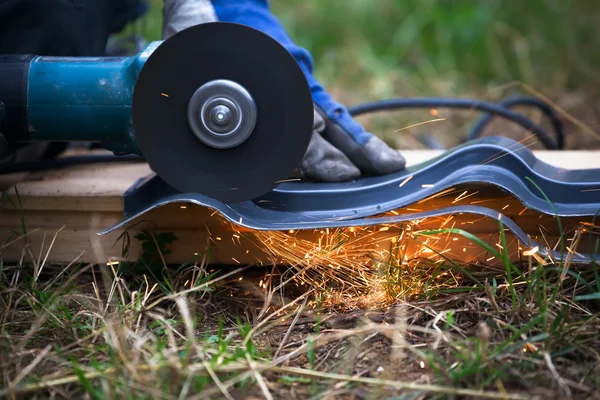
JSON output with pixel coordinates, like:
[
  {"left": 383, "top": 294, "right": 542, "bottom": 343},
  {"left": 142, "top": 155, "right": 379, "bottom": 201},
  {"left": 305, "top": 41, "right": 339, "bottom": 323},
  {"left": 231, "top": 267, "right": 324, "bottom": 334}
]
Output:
[{"left": 100, "top": 137, "right": 600, "bottom": 263}]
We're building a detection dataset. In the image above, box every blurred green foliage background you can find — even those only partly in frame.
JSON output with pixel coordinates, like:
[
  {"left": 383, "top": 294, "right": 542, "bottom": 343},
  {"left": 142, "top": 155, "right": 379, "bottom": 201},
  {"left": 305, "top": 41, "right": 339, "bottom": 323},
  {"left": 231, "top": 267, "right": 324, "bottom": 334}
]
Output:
[{"left": 122, "top": 0, "right": 600, "bottom": 149}]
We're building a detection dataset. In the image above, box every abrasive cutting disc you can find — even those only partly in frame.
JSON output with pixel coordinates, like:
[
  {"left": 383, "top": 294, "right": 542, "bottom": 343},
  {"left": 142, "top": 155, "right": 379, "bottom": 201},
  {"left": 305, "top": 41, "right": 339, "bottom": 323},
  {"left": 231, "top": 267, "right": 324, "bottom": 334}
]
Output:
[{"left": 132, "top": 22, "right": 314, "bottom": 203}]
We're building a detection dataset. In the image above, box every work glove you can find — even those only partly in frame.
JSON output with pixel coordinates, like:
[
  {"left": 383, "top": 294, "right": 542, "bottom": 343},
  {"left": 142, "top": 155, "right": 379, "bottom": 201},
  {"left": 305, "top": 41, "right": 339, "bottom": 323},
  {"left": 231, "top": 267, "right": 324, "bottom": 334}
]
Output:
[{"left": 162, "top": 0, "right": 406, "bottom": 182}]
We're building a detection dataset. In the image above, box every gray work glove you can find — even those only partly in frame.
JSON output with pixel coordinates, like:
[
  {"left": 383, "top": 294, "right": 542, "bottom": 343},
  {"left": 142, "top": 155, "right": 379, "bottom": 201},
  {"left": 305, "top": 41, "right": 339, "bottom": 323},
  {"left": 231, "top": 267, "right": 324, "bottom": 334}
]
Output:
[{"left": 299, "top": 107, "right": 406, "bottom": 181}]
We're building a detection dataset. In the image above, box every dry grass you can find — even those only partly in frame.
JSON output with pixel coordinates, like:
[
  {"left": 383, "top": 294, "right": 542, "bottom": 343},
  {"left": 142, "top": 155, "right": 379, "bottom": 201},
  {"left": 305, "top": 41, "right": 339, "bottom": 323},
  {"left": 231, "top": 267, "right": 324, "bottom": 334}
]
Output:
[{"left": 1, "top": 211, "right": 599, "bottom": 399}]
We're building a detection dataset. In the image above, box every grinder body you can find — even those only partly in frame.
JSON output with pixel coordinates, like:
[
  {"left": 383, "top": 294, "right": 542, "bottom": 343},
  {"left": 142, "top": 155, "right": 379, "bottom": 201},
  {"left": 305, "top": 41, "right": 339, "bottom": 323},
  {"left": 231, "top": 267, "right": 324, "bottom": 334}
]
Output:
[
  {"left": 0, "top": 41, "right": 161, "bottom": 154},
  {"left": 0, "top": 22, "right": 315, "bottom": 203}
]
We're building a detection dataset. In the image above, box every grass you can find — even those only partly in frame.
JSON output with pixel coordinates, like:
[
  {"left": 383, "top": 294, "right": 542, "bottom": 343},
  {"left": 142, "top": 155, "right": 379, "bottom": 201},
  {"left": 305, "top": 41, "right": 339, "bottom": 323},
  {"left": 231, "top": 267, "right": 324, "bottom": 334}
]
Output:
[{"left": 1, "top": 198, "right": 600, "bottom": 398}]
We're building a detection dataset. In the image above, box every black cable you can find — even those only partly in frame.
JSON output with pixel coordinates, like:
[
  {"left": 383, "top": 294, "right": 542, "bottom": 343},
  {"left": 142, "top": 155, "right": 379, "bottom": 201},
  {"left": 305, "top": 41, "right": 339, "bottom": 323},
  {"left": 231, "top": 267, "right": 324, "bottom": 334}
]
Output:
[
  {"left": 467, "top": 96, "right": 564, "bottom": 148},
  {"left": 0, "top": 95, "right": 565, "bottom": 175},
  {"left": 347, "top": 97, "right": 561, "bottom": 150}
]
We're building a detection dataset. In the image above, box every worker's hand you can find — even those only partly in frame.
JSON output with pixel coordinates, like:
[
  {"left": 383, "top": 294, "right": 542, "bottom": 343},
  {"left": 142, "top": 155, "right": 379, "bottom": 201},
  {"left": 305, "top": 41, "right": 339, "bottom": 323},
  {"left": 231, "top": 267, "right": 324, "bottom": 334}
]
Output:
[
  {"left": 300, "top": 107, "right": 405, "bottom": 181},
  {"left": 299, "top": 98, "right": 406, "bottom": 182},
  {"left": 162, "top": 0, "right": 406, "bottom": 181}
]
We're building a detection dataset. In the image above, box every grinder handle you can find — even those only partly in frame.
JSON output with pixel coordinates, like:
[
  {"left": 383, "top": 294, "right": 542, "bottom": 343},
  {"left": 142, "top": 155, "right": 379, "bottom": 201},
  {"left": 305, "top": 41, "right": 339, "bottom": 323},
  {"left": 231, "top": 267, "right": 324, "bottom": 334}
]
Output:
[{"left": 0, "top": 54, "right": 35, "bottom": 143}]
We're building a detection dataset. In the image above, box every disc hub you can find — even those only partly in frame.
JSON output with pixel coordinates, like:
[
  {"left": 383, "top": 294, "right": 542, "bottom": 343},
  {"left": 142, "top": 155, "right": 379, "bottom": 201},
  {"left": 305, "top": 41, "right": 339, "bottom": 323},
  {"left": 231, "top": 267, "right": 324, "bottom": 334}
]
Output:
[
  {"left": 187, "top": 79, "right": 257, "bottom": 149},
  {"left": 210, "top": 104, "right": 233, "bottom": 126}
]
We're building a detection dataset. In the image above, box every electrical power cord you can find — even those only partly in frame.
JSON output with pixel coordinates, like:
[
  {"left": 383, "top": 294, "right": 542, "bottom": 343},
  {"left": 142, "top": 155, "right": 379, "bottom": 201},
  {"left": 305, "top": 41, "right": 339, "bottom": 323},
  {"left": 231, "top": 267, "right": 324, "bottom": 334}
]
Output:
[
  {"left": 466, "top": 96, "right": 564, "bottom": 148},
  {"left": 347, "top": 96, "right": 563, "bottom": 149},
  {"left": 0, "top": 95, "right": 565, "bottom": 175}
]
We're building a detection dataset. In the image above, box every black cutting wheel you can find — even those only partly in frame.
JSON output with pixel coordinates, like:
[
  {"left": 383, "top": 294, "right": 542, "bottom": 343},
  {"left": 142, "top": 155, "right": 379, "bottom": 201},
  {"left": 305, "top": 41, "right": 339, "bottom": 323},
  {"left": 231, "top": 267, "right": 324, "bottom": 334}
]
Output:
[{"left": 132, "top": 22, "right": 314, "bottom": 203}]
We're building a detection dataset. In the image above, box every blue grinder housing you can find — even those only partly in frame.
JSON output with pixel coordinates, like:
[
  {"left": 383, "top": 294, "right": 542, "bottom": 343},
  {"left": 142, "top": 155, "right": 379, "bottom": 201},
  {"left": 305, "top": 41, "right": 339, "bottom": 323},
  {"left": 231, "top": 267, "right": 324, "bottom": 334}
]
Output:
[{"left": 0, "top": 41, "right": 161, "bottom": 154}]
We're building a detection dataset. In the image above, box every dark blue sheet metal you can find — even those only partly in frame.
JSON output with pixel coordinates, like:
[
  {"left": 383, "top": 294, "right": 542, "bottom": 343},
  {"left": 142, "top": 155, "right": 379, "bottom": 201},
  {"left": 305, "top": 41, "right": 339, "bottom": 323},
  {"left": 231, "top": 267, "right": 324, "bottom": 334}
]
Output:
[{"left": 99, "top": 136, "right": 600, "bottom": 263}]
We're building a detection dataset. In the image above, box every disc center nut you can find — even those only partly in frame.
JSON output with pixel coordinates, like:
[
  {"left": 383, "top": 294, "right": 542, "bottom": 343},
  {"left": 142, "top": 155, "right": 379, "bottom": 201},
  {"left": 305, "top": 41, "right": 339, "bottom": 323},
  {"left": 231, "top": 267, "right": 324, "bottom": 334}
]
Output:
[
  {"left": 200, "top": 97, "right": 241, "bottom": 136},
  {"left": 210, "top": 104, "right": 232, "bottom": 126},
  {"left": 187, "top": 79, "right": 257, "bottom": 149}
]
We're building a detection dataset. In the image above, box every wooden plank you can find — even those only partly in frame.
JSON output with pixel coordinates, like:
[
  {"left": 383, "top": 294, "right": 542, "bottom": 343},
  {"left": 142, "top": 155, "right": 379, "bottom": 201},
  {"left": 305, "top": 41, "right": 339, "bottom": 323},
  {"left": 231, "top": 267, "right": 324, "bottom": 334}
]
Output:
[{"left": 1, "top": 149, "right": 598, "bottom": 266}]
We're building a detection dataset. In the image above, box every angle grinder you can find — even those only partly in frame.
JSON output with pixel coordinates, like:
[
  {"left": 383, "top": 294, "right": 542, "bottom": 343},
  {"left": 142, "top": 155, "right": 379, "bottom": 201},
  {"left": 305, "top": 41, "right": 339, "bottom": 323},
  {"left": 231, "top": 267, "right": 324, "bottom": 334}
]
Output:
[{"left": 0, "top": 22, "right": 314, "bottom": 203}]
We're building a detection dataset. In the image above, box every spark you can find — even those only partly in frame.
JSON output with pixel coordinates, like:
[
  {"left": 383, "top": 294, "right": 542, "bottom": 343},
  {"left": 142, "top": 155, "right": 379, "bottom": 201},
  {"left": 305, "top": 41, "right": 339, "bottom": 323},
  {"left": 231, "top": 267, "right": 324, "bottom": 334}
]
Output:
[
  {"left": 417, "top": 187, "right": 456, "bottom": 204},
  {"left": 465, "top": 216, "right": 487, "bottom": 225},
  {"left": 441, "top": 215, "right": 454, "bottom": 228},
  {"left": 275, "top": 178, "right": 302, "bottom": 184},
  {"left": 399, "top": 175, "right": 413, "bottom": 187},
  {"left": 180, "top": 205, "right": 187, "bottom": 209},
  {"left": 421, "top": 184, "right": 435, "bottom": 188},
  {"left": 161, "top": 92, "right": 169, "bottom": 97},
  {"left": 453, "top": 190, "right": 479, "bottom": 203},
  {"left": 215, "top": 199, "right": 567, "bottom": 310},
  {"left": 470, "top": 198, "right": 499, "bottom": 205},
  {"left": 522, "top": 246, "right": 539, "bottom": 256},
  {"left": 453, "top": 191, "right": 468, "bottom": 202},
  {"left": 393, "top": 118, "right": 446, "bottom": 132},
  {"left": 519, "top": 207, "right": 528, "bottom": 216},
  {"left": 523, "top": 343, "right": 538, "bottom": 353}
]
